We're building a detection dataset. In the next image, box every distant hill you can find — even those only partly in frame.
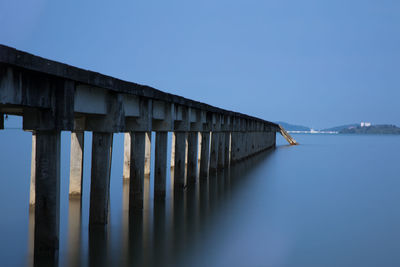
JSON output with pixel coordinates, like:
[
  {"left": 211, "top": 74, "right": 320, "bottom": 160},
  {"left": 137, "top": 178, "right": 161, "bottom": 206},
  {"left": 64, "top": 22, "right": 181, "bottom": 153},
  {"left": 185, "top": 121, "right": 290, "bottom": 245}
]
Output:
[
  {"left": 276, "top": 121, "right": 311, "bottom": 132},
  {"left": 340, "top": 125, "right": 400, "bottom": 134},
  {"left": 321, "top": 124, "right": 359, "bottom": 132}
]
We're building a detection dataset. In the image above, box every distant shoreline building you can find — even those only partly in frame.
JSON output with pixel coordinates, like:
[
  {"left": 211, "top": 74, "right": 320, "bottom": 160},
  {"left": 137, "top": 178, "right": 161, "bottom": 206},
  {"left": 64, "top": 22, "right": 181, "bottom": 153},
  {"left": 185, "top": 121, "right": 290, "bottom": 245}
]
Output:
[{"left": 360, "top": 122, "right": 371, "bottom": 127}]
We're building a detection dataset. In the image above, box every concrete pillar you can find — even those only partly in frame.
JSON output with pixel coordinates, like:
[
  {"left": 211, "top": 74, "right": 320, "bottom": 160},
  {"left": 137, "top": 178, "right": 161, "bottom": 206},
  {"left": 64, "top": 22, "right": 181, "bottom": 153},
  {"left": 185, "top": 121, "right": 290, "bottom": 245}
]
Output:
[
  {"left": 248, "top": 132, "right": 252, "bottom": 156},
  {"left": 232, "top": 132, "right": 242, "bottom": 162},
  {"left": 174, "top": 132, "right": 187, "bottom": 190},
  {"left": 224, "top": 132, "right": 231, "bottom": 166},
  {"left": 89, "top": 132, "right": 113, "bottom": 225},
  {"left": 252, "top": 132, "right": 256, "bottom": 155},
  {"left": 154, "top": 132, "right": 168, "bottom": 200},
  {"left": 199, "top": 132, "right": 210, "bottom": 178},
  {"left": 123, "top": 133, "right": 131, "bottom": 180},
  {"left": 170, "top": 132, "right": 175, "bottom": 168},
  {"left": 217, "top": 132, "right": 225, "bottom": 169},
  {"left": 29, "top": 132, "right": 36, "bottom": 208},
  {"left": 230, "top": 132, "right": 236, "bottom": 164},
  {"left": 33, "top": 130, "right": 61, "bottom": 265},
  {"left": 69, "top": 131, "right": 84, "bottom": 197},
  {"left": 197, "top": 132, "right": 201, "bottom": 163},
  {"left": 209, "top": 132, "right": 219, "bottom": 174},
  {"left": 187, "top": 132, "right": 198, "bottom": 184},
  {"left": 144, "top": 131, "right": 151, "bottom": 176},
  {"left": 243, "top": 132, "right": 248, "bottom": 159},
  {"left": 129, "top": 132, "right": 146, "bottom": 210},
  {"left": 239, "top": 132, "right": 244, "bottom": 161}
]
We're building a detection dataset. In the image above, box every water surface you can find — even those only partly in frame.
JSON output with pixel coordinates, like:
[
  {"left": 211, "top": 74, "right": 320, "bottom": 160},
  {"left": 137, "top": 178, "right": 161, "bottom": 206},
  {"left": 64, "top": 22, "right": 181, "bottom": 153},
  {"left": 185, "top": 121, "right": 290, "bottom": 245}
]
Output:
[{"left": 0, "top": 119, "right": 399, "bottom": 267}]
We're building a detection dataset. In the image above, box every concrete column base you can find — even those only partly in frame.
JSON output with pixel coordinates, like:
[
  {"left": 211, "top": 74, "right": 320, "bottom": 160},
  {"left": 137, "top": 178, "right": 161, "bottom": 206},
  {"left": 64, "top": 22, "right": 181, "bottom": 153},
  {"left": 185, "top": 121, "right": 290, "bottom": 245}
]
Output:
[
  {"left": 209, "top": 132, "right": 219, "bottom": 174},
  {"left": 217, "top": 132, "right": 225, "bottom": 169},
  {"left": 144, "top": 131, "right": 151, "bottom": 176},
  {"left": 187, "top": 132, "right": 198, "bottom": 184},
  {"left": 89, "top": 132, "right": 113, "bottom": 225},
  {"left": 154, "top": 132, "right": 168, "bottom": 200},
  {"left": 123, "top": 133, "right": 131, "bottom": 180},
  {"left": 69, "top": 131, "right": 84, "bottom": 198},
  {"left": 224, "top": 132, "right": 231, "bottom": 167},
  {"left": 33, "top": 130, "right": 61, "bottom": 266},
  {"left": 170, "top": 132, "right": 175, "bottom": 168},
  {"left": 29, "top": 132, "right": 36, "bottom": 208},
  {"left": 174, "top": 132, "right": 187, "bottom": 190},
  {"left": 129, "top": 132, "right": 146, "bottom": 210},
  {"left": 199, "top": 132, "right": 210, "bottom": 179}
]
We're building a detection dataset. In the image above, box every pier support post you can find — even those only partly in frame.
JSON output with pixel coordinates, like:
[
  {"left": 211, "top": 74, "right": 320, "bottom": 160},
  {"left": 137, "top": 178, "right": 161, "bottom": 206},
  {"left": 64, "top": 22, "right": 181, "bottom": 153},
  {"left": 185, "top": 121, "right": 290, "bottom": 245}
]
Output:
[
  {"left": 174, "top": 132, "right": 187, "bottom": 190},
  {"left": 69, "top": 131, "right": 84, "bottom": 197},
  {"left": 237, "top": 132, "right": 244, "bottom": 161},
  {"left": 33, "top": 130, "right": 61, "bottom": 265},
  {"left": 231, "top": 132, "right": 240, "bottom": 163},
  {"left": 144, "top": 131, "right": 151, "bottom": 176},
  {"left": 129, "top": 132, "right": 146, "bottom": 210},
  {"left": 243, "top": 132, "right": 248, "bottom": 159},
  {"left": 154, "top": 132, "right": 168, "bottom": 200},
  {"left": 199, "top": 132, "right": 210, "bottom": 179},
  {"left": 198, "top": 132, "right": 202, "bottom": 163},
  {"left": 89, "top": 132, "right": 113, "bottom": 225},
  {"left": 209, "top": 132, "right": 219, "bottom": 174},
  {"left": 123, "top": 133, "right": 131, "bottom": 180},
  {"left": 170, "top": 132, "right": 175, "bottom": 168},
  {"left": 224, "top": 132, "right": 231, "bottom": 167},
  {"left": 217, "top": 132, "right": 225, "bottom": 169},
  {"left": 29, "top": 132, "right": 36, "bottom": 208},
  {"left": 187, "top": 132, "right": 198, "bottom": 184}
]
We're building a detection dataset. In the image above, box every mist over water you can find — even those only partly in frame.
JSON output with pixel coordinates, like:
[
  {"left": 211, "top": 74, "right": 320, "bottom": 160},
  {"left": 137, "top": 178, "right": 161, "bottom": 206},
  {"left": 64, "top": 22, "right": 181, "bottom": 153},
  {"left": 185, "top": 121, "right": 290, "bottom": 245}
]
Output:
[{"left": 0, "top": 120, "right": 399, "bottom": 266}]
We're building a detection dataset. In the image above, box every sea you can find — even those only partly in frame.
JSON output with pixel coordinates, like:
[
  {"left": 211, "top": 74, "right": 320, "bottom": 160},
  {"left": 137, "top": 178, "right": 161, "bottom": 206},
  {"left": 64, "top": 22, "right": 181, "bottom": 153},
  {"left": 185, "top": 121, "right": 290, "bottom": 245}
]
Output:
[{"left": 0, "top": 116, "right": 399, "bottom": 267}]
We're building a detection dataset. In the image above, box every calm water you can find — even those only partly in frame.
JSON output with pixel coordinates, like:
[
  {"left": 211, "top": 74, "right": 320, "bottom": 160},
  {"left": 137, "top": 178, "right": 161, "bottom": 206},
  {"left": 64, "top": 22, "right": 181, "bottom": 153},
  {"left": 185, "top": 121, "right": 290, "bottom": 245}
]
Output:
[{"left": 1, "top": 118, "right": 400, "bottom": 266}]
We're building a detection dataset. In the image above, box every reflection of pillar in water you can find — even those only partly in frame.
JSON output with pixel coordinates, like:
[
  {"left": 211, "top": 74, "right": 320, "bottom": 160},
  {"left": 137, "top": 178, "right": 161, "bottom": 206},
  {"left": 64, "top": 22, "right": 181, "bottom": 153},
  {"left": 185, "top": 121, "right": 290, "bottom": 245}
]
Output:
[
  {"left": 199, "top": 178, "right": 210, "bottom": 220},
  {"left": 128, "top": 211, "right": 144, "bottom": 267},
  {"left": 142, "top": 142, "right": 153, "bottom": 267},
  {"left": 170, "top": 191, "right": 187, "bottom": 262},
  {"left": 186, "top": 186, "right": 199, "bottom": 243},
  {"left": 27, "top": 209, "right": 34, "bottom": 267},
  {"left": 224, "top": 166, "right": 231, "bottom": 199},
  {"left": 152, "top": 198, "right": 167, "bottom": 266},
  {"left": 121, "top": 179, "right": 130, "bottom": 265},
  {"left": 67, "top": 198, "right": 82, "bottom": 267},
  {"left": 89, "top": 225, "right": 108, "bottom": 267}
]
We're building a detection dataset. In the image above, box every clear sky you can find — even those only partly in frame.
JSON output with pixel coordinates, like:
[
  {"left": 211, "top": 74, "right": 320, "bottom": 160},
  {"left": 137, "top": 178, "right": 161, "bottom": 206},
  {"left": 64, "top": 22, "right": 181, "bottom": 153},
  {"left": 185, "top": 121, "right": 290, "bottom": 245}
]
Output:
[{"left": 1, "top": 0, "right": 399, "bottom": 129}]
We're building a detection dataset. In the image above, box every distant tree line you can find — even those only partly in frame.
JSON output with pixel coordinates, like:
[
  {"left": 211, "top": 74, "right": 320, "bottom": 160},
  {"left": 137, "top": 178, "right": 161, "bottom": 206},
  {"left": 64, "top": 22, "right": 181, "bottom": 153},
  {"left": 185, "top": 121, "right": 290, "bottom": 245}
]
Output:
[{"left": 340, "top": 125, "right": 400, "bottom": 134}]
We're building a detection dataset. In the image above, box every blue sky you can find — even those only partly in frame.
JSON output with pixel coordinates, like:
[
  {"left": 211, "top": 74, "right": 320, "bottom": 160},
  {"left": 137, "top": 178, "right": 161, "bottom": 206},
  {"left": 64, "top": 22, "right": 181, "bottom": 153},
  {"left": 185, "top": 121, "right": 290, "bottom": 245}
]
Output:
[{"left": 1, "top": 0, "right": 399, "bottom": 129}]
